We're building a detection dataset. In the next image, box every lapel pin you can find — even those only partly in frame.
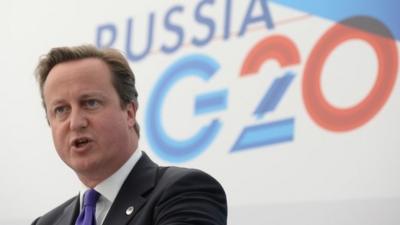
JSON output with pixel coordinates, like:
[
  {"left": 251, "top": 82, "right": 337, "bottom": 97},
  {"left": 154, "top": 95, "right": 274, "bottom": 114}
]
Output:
[{"left": 126, "top": 206, "right": 134, "bottom": 215}]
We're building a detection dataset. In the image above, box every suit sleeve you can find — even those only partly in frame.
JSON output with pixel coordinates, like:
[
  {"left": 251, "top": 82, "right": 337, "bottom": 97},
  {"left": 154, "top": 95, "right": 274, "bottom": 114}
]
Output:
[{"left": 154, "top": 169, "right": 227, "bottom": 225}]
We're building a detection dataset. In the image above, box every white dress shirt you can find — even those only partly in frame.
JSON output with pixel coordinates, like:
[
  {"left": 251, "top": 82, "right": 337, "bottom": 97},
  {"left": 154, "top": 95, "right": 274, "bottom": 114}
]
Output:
[{"left": 78, "top": 150, "right": 142, "bottom": 225}]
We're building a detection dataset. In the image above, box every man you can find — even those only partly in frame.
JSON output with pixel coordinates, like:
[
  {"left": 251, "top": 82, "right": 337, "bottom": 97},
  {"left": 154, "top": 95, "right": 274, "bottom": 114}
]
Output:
[{"left": 32, "top": 45, "right": 227, "bottom": 225}]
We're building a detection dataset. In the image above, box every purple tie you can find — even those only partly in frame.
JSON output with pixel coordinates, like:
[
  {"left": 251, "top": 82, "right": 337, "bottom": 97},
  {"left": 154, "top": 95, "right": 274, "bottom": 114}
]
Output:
[{"left": 75, "top": 189, "right": 100, "bottom": 225}]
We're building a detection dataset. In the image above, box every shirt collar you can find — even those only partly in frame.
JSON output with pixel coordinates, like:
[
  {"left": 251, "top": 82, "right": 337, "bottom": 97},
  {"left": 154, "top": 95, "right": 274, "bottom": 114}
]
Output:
[{"left": 79, "top": 150, "right": 142, "bottom": 206}]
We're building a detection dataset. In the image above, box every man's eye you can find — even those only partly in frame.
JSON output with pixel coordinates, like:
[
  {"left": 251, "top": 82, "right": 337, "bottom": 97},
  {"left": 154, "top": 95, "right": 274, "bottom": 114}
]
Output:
[
  {"left": 85, "top": 99, "right": 100, "bottom": 108},
  {"left": 54, "top": 106, "right": 69, "bottom": 116}
]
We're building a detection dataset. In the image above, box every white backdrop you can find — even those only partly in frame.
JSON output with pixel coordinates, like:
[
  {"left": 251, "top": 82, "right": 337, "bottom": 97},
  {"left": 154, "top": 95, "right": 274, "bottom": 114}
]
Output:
[{"left": 0, "top": 1, "right": 399, "bottom": 224}]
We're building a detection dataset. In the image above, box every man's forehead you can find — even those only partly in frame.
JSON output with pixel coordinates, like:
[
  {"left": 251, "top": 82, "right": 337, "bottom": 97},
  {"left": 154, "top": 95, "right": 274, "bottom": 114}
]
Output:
[
  {"left": 44, "top": 60, "right": 113, "bottom": 100},
  {"left": 45, "top": 59, "right": 112, "bottom": 88}
]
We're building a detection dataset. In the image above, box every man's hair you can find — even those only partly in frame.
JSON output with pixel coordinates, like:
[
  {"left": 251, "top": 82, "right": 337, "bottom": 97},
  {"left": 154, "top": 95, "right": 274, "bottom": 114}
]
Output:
[{"left": 35, "top": 45, "right": 140, "bottom": 136}]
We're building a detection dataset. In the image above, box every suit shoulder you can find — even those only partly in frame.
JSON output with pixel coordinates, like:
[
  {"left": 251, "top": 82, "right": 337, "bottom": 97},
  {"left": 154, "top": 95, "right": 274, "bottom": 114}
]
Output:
[
  {"left": 163, "top": 166, "right": 222, "bottom": 186},
  {"left": 153, "top": 167, "right": 227, "bottom": 224},
  {"left": 158, "top": 166, "right": 227, "bottom": 205},
  {"left": 32, "top": 196, "right": 78, "bottom": 225}
]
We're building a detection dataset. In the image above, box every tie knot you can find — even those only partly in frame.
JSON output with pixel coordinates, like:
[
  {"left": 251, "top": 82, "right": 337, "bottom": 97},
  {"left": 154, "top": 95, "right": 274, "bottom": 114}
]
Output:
[{"left": 83, "top": 189, "right": 100, "bottom": 207}]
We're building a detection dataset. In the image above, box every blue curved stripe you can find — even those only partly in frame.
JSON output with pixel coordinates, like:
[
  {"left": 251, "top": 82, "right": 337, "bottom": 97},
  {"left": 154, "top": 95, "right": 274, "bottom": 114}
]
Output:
[{"left": 271, "top": 0, "right": 399, "bottom": 41}]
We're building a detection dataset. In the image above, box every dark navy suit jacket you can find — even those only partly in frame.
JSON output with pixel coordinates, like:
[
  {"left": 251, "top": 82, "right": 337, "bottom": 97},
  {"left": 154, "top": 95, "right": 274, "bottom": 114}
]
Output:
[{"left": 32, "top": 152, "right": 227, "bottom": 225}]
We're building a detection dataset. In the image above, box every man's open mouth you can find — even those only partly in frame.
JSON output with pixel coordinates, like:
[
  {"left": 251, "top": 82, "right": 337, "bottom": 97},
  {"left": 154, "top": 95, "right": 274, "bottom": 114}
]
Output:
[{"left": 73, "top": 138, "right": 90, "bottom": 148}]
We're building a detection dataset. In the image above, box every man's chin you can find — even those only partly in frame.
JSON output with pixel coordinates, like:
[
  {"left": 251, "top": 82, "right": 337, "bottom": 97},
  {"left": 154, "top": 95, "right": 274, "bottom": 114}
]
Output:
[{"left": 69, "top": 161, "right": 98, "bottom": 176}]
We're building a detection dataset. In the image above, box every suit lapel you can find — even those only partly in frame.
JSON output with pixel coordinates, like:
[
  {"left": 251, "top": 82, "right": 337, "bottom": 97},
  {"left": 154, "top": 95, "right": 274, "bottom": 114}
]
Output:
[
  {"left": 102, "top": 152, "right": 159, "bottom": 225},
  {"left": 54, "top": 196, "right": 79, "bottom": 225}
]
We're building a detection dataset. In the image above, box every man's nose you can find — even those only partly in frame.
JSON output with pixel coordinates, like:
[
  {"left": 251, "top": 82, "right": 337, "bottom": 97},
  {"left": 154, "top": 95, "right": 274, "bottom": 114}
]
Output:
[{"left": 69, "top": 108, "right": 88, "bottom": 131}]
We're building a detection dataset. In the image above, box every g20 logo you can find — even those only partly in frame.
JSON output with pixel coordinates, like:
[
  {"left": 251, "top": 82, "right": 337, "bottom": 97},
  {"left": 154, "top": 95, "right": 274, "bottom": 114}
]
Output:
[{"left": 146, "top": 16, "right": 398, "bottom": 163}]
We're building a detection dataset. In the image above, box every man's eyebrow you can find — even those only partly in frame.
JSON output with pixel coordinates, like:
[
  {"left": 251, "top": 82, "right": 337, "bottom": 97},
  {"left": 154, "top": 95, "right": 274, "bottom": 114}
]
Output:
[
  {"left": 47, "top": 99, "right": 66, "bottom": 107},
  {"left": 79, "top": 92, "right": 106, "bottom": 99}
]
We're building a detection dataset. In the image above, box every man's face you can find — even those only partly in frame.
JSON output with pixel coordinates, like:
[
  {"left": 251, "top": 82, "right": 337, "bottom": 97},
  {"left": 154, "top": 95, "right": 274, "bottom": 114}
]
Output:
[{"left": 43, "top": 58, "right": 138, "bottom": 185}]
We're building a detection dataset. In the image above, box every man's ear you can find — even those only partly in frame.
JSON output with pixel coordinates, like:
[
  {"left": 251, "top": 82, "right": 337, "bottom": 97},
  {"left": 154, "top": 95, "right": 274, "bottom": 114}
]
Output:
[{"left": 126, "top": 101, "right": 138, "bottom": 128}]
